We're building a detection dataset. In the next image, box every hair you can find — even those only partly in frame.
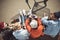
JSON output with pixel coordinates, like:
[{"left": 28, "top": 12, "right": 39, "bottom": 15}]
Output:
[
  {"left": 54, "top": 11, "right": 60, "bottom": 19},
  {"left": 11, "top": 19, "right": 19, "bottom": 23},
  {"left": 0, "top": 28, "right": 16, "bottom": 40}
]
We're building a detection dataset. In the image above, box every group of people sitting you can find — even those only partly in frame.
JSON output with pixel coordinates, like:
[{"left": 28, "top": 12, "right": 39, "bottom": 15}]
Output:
[{"left": 0, "top": 9, "right": 60, "bottom": 40}]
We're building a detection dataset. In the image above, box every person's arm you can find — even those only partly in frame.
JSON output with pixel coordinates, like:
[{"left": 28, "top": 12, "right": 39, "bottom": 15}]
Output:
[
  {"left": 37, "top": 18, "right": 44, "bottom": 30},
  {"left": 41, "top": 16, "right": 49, "bottom": 25},
  {"left": 37, "top": 18, "right": 42, "bottom": 25},
  {"left": 25, "top": 18, "right": 31, "bottom": 32}
]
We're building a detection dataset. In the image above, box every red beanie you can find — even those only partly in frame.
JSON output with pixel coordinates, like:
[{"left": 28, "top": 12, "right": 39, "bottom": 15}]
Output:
[{"left": 0, "top": 22, "right": 4, "bottom": 29}]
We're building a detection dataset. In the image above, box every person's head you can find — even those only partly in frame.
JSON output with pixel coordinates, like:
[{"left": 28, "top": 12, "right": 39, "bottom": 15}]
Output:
[
  {"left": 49, "top": 13, "right": 56, "bottom": 20},
  {"left": 49, "top": 12, "right": 60, "bottom": 20},
  {"left": 10, "top": 19, "right": 21, "bottom": 30},
  {"left": 0, "top": 22, "right": 8, "bottom": 29},
  {"left": 30, "top": 19, "right": 38, "bottom": 29},
  {"left": 10, "top": 22, "right": 21, "bottom": 30}
]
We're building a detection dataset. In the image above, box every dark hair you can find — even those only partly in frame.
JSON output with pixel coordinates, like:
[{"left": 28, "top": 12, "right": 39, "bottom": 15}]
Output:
[
  {"left": 54, "top": 11, "right": 60, "bottom": 19},
  {"left": 11, "top": 19, "right": 19, "bottom": 23}
]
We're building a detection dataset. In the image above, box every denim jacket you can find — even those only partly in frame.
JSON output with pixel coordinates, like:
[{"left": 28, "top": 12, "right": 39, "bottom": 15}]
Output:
[
  {"left": 13, "top": 28, "right": 30, "bottom": 40},
  {"left": 41, "top": 16, "right": 60, "bottom": 37}
]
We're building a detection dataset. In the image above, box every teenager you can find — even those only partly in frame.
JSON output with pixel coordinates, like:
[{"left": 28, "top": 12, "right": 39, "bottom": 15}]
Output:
[
  {"left": 25, "top": 15, "right": 44, "bottom": 40},
  {"left": 12, "top": 22, "right": 30, "bottom": 40},
  {"left": 41, "top": 12, "right": 60, "bottom": 40}
]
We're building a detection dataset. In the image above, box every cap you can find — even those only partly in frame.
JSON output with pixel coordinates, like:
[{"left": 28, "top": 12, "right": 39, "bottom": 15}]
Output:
[{"left": 30, "top": 20, "right": 38, "bottom": 28}]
